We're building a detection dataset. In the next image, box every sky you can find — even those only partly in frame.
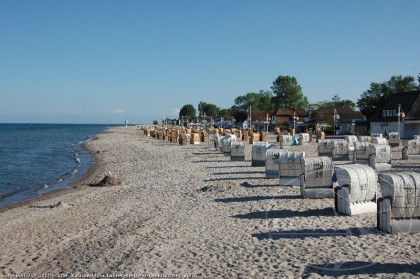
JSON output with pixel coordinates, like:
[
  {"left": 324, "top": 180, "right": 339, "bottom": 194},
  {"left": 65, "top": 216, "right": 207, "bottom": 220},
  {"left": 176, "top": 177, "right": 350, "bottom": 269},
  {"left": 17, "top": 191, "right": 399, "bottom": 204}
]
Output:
[{"left": 0, "top": 0, "right": 419, "bottom": 124}]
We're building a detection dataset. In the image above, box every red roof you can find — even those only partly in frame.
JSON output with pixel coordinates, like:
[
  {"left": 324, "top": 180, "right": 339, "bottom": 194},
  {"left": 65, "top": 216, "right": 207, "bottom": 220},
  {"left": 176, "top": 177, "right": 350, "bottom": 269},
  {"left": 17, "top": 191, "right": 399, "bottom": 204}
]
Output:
[
  {"left": 274, "top": 108, "right": 308, "bottom": 117},
  {"left": 251, "top": 111, "right": 272, "bottom": 121}
]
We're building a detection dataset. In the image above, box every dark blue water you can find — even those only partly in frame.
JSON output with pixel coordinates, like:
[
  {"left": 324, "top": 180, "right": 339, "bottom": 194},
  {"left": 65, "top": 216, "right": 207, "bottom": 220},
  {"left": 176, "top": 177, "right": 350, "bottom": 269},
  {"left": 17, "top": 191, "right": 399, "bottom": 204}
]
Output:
[{"left": 0, "top": 124, "right": 112, "bottom": 208}]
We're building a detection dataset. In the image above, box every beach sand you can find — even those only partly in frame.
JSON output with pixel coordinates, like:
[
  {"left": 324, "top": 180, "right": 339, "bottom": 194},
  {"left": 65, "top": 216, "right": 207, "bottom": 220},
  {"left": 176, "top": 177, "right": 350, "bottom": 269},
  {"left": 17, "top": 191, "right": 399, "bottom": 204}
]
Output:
[{"left": 0, "top": 127, "right": 419, "bottom": 278}]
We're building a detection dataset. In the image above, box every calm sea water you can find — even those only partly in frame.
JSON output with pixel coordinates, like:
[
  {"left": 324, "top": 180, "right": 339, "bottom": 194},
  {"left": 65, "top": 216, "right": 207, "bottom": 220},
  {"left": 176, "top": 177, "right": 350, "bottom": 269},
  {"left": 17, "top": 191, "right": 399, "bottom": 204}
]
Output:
[{"left": 0, "top": 124, "right": 112, "bottom": 208}]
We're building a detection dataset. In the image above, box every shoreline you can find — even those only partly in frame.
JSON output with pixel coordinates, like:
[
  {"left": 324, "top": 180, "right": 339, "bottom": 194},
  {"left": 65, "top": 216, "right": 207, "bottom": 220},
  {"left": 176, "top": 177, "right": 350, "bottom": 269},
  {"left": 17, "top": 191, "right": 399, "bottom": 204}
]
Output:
[
  {"left": 0, "top": 126, "right": 418, "bottom": 277},
  {"left": 0, "top": 131, "right": 106, "bottom": 214},
  {"left": 70, "top": 134, "right": 104, "bottom": 187}
]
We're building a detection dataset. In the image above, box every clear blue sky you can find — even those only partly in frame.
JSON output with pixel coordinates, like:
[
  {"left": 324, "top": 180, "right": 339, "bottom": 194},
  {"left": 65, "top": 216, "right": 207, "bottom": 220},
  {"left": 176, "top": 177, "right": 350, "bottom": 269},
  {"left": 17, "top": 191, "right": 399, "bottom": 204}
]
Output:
[{"left": 1, "top": 0, "right": 419, "bottom": 124}]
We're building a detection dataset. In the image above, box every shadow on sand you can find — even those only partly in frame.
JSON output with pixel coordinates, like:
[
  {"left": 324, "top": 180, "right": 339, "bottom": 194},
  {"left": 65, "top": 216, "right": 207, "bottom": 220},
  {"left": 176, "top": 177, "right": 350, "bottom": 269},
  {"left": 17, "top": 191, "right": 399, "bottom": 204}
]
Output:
[
  {"left": 193, "top": 160, "right": 229, "bottom": 163},
  {"left": 214, "top": 195, "right": 302, "bottom": 204},
  {"left": 233, "top": 208, "right": 335, "bottom": 219},
  {"left": 252, "top": 227, "right": 379, "bottom": 240},
  {"left": 212, "top": 171, "right": 266, "bottom": 175},
  {"left": 205, "top": 177, "right": 264, "bottom": 182},
  {"left": 302, "top": 261, "right": 420, "bottom": 278},
  {"left": 206, "top": 165, "right": 249, "bottom": 168}
]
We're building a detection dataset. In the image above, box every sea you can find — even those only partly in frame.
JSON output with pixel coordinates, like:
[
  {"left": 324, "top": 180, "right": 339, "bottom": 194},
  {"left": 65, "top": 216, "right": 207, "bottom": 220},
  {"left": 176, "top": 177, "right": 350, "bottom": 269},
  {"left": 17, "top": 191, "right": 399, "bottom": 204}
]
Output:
[{"left": 0, "top": 123, "right": 114, "bottom": 209}]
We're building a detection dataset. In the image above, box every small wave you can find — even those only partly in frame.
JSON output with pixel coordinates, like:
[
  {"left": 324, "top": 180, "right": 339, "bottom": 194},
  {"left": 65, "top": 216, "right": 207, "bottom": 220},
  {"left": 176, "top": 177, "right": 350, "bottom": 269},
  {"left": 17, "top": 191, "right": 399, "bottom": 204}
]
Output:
[
  {"left": 72, "top": 144, "right": 82, "bottom": 166},
  {"left": 38, "top": 144, "right": 83, "bottom": 192},
  {"left": 79, "top": 137, "right": 94, "bottom": 145},
  {"left": 35, "top": 133, "right": 97, "bottom": 194}
]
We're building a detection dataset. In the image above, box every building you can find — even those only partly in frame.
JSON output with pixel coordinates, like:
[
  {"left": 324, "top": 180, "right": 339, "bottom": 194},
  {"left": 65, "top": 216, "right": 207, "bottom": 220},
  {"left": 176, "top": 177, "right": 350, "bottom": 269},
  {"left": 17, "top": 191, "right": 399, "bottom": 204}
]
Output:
[
  {"left": 272, "top": 108, "right": 309, "bottom": 132},
  {"left": 370, "top": 90, "right": 420, "bottom": 138},
  {"left": 312, "top": 107, "right": 367, "bottom": 135}
]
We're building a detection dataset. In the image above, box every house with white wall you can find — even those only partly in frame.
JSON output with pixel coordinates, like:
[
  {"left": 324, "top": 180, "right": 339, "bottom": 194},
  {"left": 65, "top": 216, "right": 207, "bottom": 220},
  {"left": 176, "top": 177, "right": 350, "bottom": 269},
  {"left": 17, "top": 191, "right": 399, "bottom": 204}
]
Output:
[{"left": 370, "top": 90, "right": 420, "bottom": 139}]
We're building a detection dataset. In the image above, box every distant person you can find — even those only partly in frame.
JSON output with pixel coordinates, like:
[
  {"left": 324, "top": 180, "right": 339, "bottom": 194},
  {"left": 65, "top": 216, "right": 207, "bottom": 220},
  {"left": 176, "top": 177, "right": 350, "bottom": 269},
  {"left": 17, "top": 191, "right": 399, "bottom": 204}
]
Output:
[{"left": 125, "top": 120, "right": 128, "bottom": 128}]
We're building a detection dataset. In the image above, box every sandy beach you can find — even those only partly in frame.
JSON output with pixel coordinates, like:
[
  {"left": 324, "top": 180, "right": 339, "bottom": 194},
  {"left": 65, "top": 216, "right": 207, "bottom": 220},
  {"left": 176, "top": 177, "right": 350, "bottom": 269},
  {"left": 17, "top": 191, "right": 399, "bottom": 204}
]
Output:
[{"left": 0, "top": 126, "right": 419, "bottom": 278}]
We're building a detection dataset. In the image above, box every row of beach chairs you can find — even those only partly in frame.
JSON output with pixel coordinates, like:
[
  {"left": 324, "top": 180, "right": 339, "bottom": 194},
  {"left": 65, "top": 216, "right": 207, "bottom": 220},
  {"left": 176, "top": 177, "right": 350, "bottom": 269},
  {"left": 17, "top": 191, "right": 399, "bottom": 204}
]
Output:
[
  {"left": 140, "top": 126, "right": 420, "bottom": 234},
  {"left": 212, "top": 136, "right": 420, "bottom": 234}
]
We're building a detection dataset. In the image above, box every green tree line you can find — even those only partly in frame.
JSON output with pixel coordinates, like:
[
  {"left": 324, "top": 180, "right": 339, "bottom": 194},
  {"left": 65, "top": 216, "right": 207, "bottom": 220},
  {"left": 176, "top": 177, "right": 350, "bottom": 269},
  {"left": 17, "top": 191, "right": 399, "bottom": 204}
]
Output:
[{"left": 176, "top": 73, "right": 420, "bottom": 124}]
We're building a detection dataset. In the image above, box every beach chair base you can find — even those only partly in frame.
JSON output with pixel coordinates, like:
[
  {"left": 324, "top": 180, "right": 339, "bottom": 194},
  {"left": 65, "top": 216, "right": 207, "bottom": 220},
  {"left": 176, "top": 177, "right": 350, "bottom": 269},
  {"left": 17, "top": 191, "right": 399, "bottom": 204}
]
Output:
[
  {"left": 265, "top": 171, "right": 279, "bottom": 179},
  {"left": 280, "top": 177, "right": 300, "bottom": 186},
  {"left": 251, "top": 161, "right": 265, "bottom": 167},
  {"left": 301, "top": 188, "right": 334, "bottom": 199},
  {"left": 377, "top": 198, "right": 420, "bottom": 233}
]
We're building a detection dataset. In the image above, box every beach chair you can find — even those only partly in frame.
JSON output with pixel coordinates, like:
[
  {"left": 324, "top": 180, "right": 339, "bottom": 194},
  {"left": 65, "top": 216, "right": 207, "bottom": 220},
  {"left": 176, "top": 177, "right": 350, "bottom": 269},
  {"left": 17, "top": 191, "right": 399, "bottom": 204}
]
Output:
[
  {"left": 369, "top": 144, "right": 392, "bottom": 171},
  {"left": 300, "top": 156, "right": 334, "bottom": 198},
  {"left": 279, "top": 151, "right": 305, "bottom": 186},
  {"left": 230, "top": 142, "right": 245, "bottom": 161},
  {"left": 371, "top": 137, "right": 388, "bottom": 145},
  {"left": 353, "top": 142, "right": 370, "bottom": 164},
  {"left": 378, "top": 172, "right": 420, "bottom": 233},
  {"left": 297, "top": 133, "right": 310, "bottom": 145},
  {"left": 334, "top": 164, "right": 377, "bottom": 215},
  {"left": 221, "top": 134, "right": 237, "bottom": 155},
  {"left": 279, "top": 135, "right": 293, "bottom": 149},
  {"left": 190, "top": 133, "right": 200, "bottom": 144},
  {"left": 251, "top": 142, "right": 276, "bottom": 166},
  {"left": 207, "top": 134, "right": 219, "bottom": 150},
  {"left": 318, "top": 139, "right": 335, "bottom": 157},
  {"left": 402, "top": 140, "right": 420, "bottom": 160},
  {"left": 388, "top": 132, "right": 400, "bottom": 147},
  {"left": 265, "top": 149, "right": 287, "bottom": 179},
  {"left": 332, "top": 140, "right": 350, "bottom": 160},
  {"left": 357, "top": 136, "right": 371, "bottom": 143},
  {"left": 344, "top": 135, "right": 358, "bottom": 153}
]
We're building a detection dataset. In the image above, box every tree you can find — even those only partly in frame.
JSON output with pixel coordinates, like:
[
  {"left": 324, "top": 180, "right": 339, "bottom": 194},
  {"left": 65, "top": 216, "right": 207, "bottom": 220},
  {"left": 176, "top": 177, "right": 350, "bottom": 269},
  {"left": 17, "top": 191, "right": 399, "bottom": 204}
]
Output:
[
  {"left": 418, "top": 73, "right": 420, "bottom": 90},
  {"left": 219, "top": 108, "right": 233, "bottom": 120},
  {"left": 312, "top": 95, "right": 355, "bottom": 110},
  {"left": 231, "top": 108, "right": 248, "bottom": 123},
  {"left": 231, "top": 90, "right": 272, "bottom": 124},
  {"left": 257, "top": 90, "right": 273, "bottom": 111},
  {"left": 198, "top": 101, "right": 220, "bottom": 117},
  {"left": 179, "top": 104, "right": 196, "bottom": 121},
  {"left": 232, "top": 90, "right": 273, "bottom": 112},
  {"left": 271, "top": 75, "right": 309, "bottom": 109},
  {"left": 357, "top": 75, "right": 417, "bottom": 120}
]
